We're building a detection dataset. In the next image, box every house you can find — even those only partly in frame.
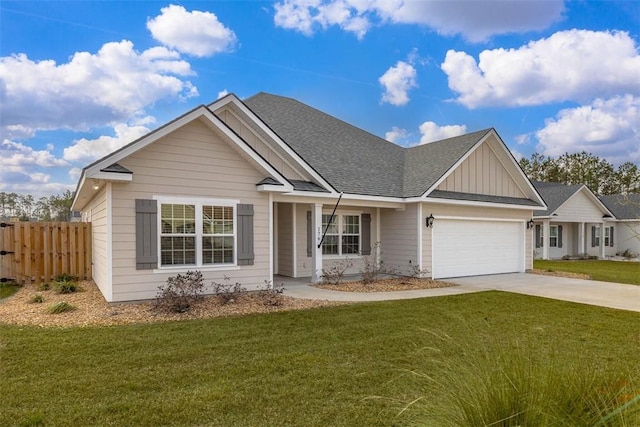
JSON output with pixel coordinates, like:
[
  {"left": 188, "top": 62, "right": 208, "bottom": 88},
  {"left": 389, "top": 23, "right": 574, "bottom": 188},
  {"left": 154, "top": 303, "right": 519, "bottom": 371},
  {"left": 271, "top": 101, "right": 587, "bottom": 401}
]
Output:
[
  {"left": 532, "top": 181, "right": 640, "bottom": 259},
  {"left": 600, "top": 193, "right": 640, "bottom": 256},
  {"left": 71, "top": 92, "right": 546, "bottom": 302}
]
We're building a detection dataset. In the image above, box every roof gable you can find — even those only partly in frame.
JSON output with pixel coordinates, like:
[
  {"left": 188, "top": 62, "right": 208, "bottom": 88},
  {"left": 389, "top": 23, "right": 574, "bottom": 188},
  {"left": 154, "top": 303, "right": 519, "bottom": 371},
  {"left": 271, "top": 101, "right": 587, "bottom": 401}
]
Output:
[
  {"left": 533, "top": 181, "right": 613, "bottom": 219},
  {"left": 600, "top": 194, "right": 640, "bottom": 220}
]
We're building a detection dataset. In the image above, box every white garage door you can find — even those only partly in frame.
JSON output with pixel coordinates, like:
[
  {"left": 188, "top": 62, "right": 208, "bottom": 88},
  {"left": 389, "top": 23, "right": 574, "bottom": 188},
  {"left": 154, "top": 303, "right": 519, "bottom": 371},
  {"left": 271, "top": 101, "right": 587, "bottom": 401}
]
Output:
[{"left": 433, "top": 219, "right": 524, "bottom": 279}]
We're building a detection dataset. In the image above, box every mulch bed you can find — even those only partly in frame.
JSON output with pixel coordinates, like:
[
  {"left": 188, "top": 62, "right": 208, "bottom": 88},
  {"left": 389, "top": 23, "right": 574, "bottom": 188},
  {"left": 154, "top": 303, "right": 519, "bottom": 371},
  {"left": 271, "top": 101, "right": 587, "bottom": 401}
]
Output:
[
  {"left": 528, "top": 269, "right": 591, "bottom": 280},
  {"left": 314, "top": 277, "right": 456, "bottom": 293}
]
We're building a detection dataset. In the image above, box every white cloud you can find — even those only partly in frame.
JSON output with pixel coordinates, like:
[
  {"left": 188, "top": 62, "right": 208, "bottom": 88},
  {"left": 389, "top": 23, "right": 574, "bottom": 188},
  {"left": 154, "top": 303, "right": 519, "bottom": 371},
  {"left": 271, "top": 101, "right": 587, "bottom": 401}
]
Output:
[
  {"left": 510, "top": 149, "right": 524, "bottom": 161},
  {"left": 0, "top": 139, "right": 67, "bottom": 168},
  {"left": 385, "top": 126, "right": 408, "bottom": 143},
  {"left": 535, "top": 95, "right": 640, "bottom": 164},
  {"left": 69, "top": 167, "right": 82, "bottom": 181},
  {"left": 379, "top": 61, "right": 417, "bottom": 106},
  {"left": 419, "top": 121, "right": 467, "bottom": 144},
  {"left": 0, "top": 40, "right": 196, "bottom": 134},
  {"left": 442, "top": 30, "right": 640, "bottom": 108},
  {"left": 63, "top": 123, "right": 150, "bottom": 163},
  {"left": 217, "top": 89, "right": 229, "bottom": 99},
  {"left": 147, "top": 5, "right": 237, "bottom": 57},
  {"left": 273, "top": 0, "right": 564, "bottom": 41}
]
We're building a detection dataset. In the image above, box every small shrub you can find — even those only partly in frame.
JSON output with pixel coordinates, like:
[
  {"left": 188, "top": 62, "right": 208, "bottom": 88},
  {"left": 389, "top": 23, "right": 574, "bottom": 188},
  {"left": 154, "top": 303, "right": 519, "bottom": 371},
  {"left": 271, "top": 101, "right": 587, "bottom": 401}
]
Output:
[
  {"left": 321, "top": 258, "right": 354, "bottom": 286},
  {"left": 152, "top": 270, "right": 204, "bottom": 313},
  {"left": 256, "top": 281, "right": 285, "bottom": 307},
  {"left": 54, "top": 281, "right": 81, "bottom": 294},
  {"left": 38, "top": 283, "right": 51, "bottom": 291},
  {"left": 53, "top": 273, "right": 78, "bottom": 282},
  {"left": 47, "top": 301, "right": 76, "bottom": 314},
  {"left": 212, "top": 276, "right": 246, "bottom": 304},
  {"left": 29, "top": 294, "right": 45, "bottom": 304},
  {"left": 621, "top": 249, "right": 638, "bottom": 259},
  {"left": 361, "top": 242, "right": 395, "bottom": 285}
]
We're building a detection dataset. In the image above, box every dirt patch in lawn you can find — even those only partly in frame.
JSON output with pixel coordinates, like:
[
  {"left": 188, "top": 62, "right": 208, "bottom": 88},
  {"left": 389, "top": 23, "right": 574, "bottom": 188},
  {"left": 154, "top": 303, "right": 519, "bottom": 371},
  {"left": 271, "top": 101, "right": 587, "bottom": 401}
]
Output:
[
  {"left": 0, "top": 281, "right": 345, "bottom": 328},
  {"left": 529, "top": 269, "right": 591, "bottom": 280},
  {"left": 314, "top": 277, "right": 456, "bottom": 293}
]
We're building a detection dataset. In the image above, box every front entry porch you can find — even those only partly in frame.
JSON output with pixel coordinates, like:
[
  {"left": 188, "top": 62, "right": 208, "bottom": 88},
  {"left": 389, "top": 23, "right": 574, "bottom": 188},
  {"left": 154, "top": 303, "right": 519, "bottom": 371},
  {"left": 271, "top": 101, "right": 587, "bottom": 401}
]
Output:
[{"left": 533, "top": 220, "right": 616, "bottom": 260}]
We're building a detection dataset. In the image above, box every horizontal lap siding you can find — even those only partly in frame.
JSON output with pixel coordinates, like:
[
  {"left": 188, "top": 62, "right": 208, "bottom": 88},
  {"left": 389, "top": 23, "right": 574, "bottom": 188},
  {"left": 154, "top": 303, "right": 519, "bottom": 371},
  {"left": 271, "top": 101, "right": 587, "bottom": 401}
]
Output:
[
  {"left": 83, "top": 188, "right": 108, "bottom": 297},
  {"left": 110, "top": 119, "right": 270, "bottom": 302},
  {"left": 380, "top": 204, "right": 418, "bottom": 275},
  {"left": 617, "top": 223, "right": 640, "bottom": 255}
]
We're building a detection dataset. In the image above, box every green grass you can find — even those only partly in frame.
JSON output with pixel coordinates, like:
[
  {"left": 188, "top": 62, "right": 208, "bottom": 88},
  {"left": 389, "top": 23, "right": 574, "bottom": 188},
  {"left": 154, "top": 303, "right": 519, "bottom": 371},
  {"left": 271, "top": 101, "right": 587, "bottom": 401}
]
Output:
[
  {"left": 0, "top": 282, "right": 20, "bottom": 299},
  {"left": 1, "top": 292, "right": 639, "bottom": 426},
  {"left": 534, "top": 259, "right": 640, "bottom": 285}
]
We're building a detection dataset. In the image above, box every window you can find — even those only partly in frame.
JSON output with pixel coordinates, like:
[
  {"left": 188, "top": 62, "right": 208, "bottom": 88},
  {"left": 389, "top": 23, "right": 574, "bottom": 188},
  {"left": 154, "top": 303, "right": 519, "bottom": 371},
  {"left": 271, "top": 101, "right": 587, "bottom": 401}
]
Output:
[
  {"left": 160, "top": 201, "right": 235, "bottom": 267},
  {"left": 549, "top": 225, "right": 558, "bottom": 247},
  {"left": 321, "top": 214, "right": 360, "bottom": 256},
  {"left": 594, "top": 226, "right": 600, "bottom": 247},
  {"left": 604, "top": 226, "right": 613, "bottom": 247}
]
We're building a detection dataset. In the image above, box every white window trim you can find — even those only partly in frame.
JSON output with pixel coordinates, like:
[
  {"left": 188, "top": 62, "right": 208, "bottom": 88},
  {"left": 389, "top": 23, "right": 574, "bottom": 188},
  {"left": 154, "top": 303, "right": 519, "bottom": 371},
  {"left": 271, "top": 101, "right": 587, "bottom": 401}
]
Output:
[
  {"left": 321, "top": 210, "right": 363, "bottom": 259},
  {"left": 604, "top": 226, "right": 612, "bottom": 247},
  {"left": 549, "top": 225, "right": 558, "bottom": 248},
  {"left": 154, "top": 196, "right": 239, "bottom": 271},
  {"left": 594, "top": 225, "right": 601, "bottom": 247}
]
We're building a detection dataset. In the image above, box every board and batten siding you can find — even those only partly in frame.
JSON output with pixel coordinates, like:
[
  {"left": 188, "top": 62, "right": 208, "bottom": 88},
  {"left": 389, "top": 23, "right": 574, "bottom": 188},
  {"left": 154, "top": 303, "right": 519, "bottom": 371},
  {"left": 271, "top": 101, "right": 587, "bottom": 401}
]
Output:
[
  {"left": 437, "top": 138, "right": 525, "bottom": 198},
  {"left": 82, "top": 186, "right": 109, "bottom": 298},
  {"left": 108, "top": 119, "right": 271, "bottom": 302},
  {"left": 380, "top": 203, "right": 419, "bottom": 275},
  {"left": 216, "top": 108, "right": 307, "bottom": 182},
  {"left": 292, "top": 203, "right": 378, "bottom": 278}
]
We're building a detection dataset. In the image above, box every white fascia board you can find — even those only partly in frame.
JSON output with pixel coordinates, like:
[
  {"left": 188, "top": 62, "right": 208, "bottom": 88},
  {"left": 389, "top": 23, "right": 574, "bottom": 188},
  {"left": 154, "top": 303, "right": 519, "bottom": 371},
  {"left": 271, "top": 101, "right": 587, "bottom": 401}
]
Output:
[
  {"left": 257, "top": 184, "right": 290, "bottom": 193},
  {"left": 71, "top": 174, "right": 87, "bottom": 211},
  {"left": 209, "top": 94, "right": 337, "bottom": 195},
  {"left": 273, "top": 192, "right": 404, "bottom": 209},
  {"left": 424, "top": 196, "right": 545, "bottom": 211},
  {"left": 86, "top": 171, "right": 133, "bottom": 181}
]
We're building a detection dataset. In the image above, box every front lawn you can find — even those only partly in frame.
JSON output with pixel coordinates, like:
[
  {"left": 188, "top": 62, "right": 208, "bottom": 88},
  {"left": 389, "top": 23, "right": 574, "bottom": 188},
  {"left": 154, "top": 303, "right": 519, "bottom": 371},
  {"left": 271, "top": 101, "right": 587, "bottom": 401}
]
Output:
[
  {"left": 1, "top": 292, "right": 639, "bottom": 426},
  {"left": 534, "top": 259, "right": 640, "bottom": 285},
  {"left": 0, "top": 282, "right": 20, "bottom": 299}
]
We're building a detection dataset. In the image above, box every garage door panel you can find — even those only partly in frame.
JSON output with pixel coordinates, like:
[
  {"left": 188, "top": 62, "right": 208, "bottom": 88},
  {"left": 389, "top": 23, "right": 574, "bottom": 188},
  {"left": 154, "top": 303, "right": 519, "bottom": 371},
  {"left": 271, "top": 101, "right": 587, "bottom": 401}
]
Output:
[{"left": 433, "top": 219, "right": 523, "bottom": 279}]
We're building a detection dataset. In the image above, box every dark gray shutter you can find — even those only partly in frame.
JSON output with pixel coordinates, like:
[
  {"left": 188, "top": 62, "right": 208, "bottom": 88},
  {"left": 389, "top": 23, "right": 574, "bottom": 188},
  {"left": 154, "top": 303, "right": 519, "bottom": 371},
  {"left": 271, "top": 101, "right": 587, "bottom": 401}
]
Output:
[
  {"left": 591, "top": 226, "right": 596, "bottom": 247},
  {"left": 306, "top": 211, "right": 312, "bottom": 257},
  {"left": 361, "top": 213, "right": 371, "bottom": 255},
  {"left": 237, "top": 204, "right": 254, "bottom": 266},
  {"left": 535, "top": 225, "right": 541, "bottom": 248},
  {"left": 558, "top": 225, "right": 563, "bottom": 248},
  {"left": 610, "top": 226, "right": 614, "bottom": 247},
  {"left": 136, "top": 199, "right": 158, "bottom": 270}
]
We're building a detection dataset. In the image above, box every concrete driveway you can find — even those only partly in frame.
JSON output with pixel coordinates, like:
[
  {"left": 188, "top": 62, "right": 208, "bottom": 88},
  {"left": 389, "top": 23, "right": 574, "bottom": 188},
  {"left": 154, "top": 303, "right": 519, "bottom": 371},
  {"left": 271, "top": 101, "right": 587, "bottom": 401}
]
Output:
[
  {"left": 280, "top": 273, "right": 640, "bottom": 312},
  {"left": 449, "top": 273, "right": 640, "bottom": 313}
]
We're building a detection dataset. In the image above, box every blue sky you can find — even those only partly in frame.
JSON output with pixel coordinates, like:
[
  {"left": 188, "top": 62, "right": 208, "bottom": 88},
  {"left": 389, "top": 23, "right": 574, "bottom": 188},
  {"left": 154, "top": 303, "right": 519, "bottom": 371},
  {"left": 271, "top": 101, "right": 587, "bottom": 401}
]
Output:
[{"left": 1, "top": 0, "right": 639, "bottom": 197}]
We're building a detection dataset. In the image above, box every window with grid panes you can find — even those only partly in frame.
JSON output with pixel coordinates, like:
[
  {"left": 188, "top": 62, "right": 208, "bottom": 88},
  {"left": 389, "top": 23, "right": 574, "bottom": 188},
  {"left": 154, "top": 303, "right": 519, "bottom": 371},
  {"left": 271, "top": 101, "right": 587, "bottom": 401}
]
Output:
[{"left": 321, "top": 214, "right": 360, "bottom": 256}]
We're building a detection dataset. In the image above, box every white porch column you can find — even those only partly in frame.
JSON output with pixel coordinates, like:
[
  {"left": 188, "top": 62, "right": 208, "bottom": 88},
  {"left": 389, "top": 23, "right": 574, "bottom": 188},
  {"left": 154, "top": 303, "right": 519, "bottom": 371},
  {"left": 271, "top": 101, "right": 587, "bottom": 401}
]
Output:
[
  {"left": 311, "top": 203, "right": 323, "bottom": 283},
  {"left": 599, "top": 222, "right": 606, "bottom": 259},
  {"left": 578, "top": 222, "right": 585, "bottom": 256},
  {"left": 542, "top": 219, "right": 550, "bottom": 260}
]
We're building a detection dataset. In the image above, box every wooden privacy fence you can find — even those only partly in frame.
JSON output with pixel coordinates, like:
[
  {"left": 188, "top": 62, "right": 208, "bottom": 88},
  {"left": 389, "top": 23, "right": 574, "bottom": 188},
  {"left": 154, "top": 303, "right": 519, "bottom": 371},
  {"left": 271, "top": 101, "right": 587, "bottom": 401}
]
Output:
[{"left": 0, "top": 222, "right": 92, "bottom": 284}]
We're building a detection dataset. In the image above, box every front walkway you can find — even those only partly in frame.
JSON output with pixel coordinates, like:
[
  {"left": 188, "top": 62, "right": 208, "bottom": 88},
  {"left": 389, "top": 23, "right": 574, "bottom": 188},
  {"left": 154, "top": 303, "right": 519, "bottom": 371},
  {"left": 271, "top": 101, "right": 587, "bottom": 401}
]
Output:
[{"left": 279, "top": 273, "right": 640, "bottom": 312}]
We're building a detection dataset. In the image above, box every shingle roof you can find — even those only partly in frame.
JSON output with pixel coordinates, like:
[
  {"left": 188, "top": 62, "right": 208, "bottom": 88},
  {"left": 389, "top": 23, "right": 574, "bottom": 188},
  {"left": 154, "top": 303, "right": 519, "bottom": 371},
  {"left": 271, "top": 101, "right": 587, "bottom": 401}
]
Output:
[
  {"left": 244, "top": 92, "right": 496, "bottom": 199},
  {"left": 600, "top": 194, "right": 640, "bottom": 220},
  {"left": 532, "top": 181, "right": 584, "bottom": 217}
]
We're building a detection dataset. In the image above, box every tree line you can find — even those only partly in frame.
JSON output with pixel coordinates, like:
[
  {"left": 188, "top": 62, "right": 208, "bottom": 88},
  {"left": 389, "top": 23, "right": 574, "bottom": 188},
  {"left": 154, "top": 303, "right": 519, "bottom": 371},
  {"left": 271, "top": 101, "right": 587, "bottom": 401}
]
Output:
[
  {"left": 0, "top": 190, "right": 75, "bottom": 222},
  {"left": 518, "top": 152, "right": 639, "bottom": 195}
]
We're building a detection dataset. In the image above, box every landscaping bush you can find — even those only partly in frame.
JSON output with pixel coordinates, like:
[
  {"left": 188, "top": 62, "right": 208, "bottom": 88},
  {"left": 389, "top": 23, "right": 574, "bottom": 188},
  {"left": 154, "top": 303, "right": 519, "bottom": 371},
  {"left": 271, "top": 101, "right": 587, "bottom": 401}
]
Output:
[
  {"left": 47, "top": 301, "right": 76, "bottom": 314},
  {"left": 54, "top": 281, "right": 81, "bottom": 294},
  {"left": 152, "top": 270, "right": 204, "bottom": 313},
  {"left": 28, "top": 294, "right": 44, "bottom": 304},
  {"left": 212, "top": 276, "right": 246, "bottom": 305},
  {"left": 256, "top": 281, "right": 285, "bottom": 307},
  {"left": 321, "top": 259, "right": 354, "bottom": 286},
  {"left": 361, "top": 242, "right": 395, "bottom": 284},
  {"left": 53, "top": 273, "right": 78, "bottom": 282}
]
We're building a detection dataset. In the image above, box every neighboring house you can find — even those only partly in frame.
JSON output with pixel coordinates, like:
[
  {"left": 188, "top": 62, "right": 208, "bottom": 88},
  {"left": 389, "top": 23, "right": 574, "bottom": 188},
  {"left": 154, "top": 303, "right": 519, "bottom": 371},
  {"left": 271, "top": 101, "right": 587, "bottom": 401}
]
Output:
[
  {"left": 532, "top": 181, "right": 640, "bottom": 259},
  {"left": 600, "top": 193, "right": 640, "bottom": 256},
  {"left": 71, "top": 93, "right": 546, "bottom": 302}
]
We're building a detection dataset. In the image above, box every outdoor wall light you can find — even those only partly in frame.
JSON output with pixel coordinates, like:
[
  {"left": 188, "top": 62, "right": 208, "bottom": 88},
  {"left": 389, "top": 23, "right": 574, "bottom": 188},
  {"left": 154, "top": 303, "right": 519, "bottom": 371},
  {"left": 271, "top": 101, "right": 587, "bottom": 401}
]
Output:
[
  {"left": 426, "top": 214, "right": 435, "bottom": 228},
  {"left": 92, "top": 180, "right": 100, "bottom": 190},
  {"left": 527, "top": 219, "right": 535, "bottom": 230}
]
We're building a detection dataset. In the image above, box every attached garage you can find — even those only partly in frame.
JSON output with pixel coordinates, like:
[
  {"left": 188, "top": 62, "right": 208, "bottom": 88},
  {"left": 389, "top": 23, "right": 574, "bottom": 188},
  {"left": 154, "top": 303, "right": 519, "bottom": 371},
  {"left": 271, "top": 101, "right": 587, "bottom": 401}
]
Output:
[{"left": 432, "top": 219, "right": 525, "bottom": 279}]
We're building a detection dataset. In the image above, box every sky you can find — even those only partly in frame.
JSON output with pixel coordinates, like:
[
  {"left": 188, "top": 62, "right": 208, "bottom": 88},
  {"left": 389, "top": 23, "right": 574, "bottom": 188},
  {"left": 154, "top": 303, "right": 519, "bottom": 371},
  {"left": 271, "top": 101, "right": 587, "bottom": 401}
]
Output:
[{"left": 1, "top": 0, "right": 639, "bottom": 198}]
